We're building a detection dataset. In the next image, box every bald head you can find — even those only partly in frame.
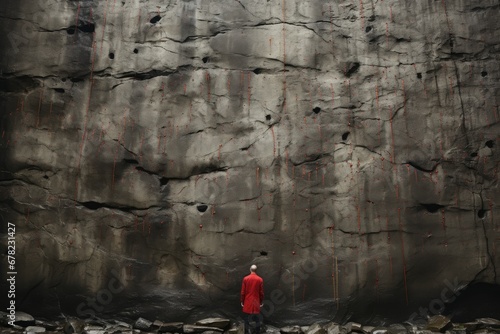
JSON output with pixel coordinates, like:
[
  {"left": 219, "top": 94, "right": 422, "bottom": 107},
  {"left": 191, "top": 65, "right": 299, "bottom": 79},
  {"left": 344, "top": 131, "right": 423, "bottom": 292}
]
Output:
[{"left": 250, "top": 265, "right": 257, "bottom": 272}]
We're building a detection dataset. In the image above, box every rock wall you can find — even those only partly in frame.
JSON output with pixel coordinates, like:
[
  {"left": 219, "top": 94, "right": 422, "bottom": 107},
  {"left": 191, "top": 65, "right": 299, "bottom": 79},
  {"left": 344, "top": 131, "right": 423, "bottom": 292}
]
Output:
[{"left": 0, "top": 0, "right": 499, "bottom": 325}]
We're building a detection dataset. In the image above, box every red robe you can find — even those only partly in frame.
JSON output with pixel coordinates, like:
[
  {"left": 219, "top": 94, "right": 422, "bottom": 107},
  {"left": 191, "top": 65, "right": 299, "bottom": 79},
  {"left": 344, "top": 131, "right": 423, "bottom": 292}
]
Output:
[{"left": 240, "top": 272, "right": 264, "bottom": 314}]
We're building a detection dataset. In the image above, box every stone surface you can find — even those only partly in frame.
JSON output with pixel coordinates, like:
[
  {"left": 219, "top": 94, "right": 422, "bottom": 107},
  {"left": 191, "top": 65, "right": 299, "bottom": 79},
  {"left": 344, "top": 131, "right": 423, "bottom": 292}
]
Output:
[
  {"left": 0, "top": 0, "right": 499, "bottom": 325},
  {"left": 306, "top": 323, "right": 325, "bottom": 334},
  {"left": 195, "top": 318, "right": 230, "bottom": 330},
  {"left": 426, "top": 316, "right": 452, "bottom": 333},
  {"left": 183, "top": 325, "right": 224, "bottom": 333},
  {"left": 24, "top": 326, "right": 46, "bottom": 333},
  {"left": 133, "top": 318, "right": 153, "bottom": 331},
  {"left": 281, "top": 326, "right": 303, "bottom": 334},
  {"left": 13, "top": 312, "right": 35, "bottom": 327}
]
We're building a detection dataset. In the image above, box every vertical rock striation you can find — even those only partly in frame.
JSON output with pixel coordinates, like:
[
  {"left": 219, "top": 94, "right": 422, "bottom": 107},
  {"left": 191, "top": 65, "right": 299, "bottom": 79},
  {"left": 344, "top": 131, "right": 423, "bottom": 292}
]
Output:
[{"left": 0, "top": 0, "right": 499, "bottom": 324}]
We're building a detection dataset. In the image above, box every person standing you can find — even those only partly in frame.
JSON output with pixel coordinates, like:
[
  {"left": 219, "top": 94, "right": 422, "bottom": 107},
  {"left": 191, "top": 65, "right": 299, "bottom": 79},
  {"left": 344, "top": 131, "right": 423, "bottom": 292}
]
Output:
[{"left": 241, "top": 264, "right": 264, "bottom": 334}]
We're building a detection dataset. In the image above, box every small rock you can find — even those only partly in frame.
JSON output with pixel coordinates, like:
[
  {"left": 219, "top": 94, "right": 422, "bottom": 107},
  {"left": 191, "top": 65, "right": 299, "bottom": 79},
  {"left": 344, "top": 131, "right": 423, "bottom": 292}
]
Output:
[
  {"left": 64, "top": 318, "right": 85, "bottom": 334},
  {"left": 113, "top": 320, "right": 132, "bottom": 328},
  {"left": 306, "top": 323, "right": 325, "bottom": 334},
  {"left": 372, "top": 327, "right": 388, "bottom": 334},
  {"left": 345, "top": 323, "right": 365, "bottom": 333},
  {"left": 280, "top": 325, "right": 303, "bottom": 334},
  {"left": 266, "top": 325, "right": 282, "bottom": 334},
  {"left": 183, "top": 325, "right": 224, "bottom": 333},
  {"left": 426, "top": 316, "right": 452, "bottom": 333},
  {"left": 362, "top": 327, "right": 374, "bottom": 334},
  {"left": 463, "top": 323, "right": 480, "bottom": 332},
  {"left": 160, "top": 322, "right": 184, "bottom": 333},
  {"left": 475, "top": 319, "right": 500, "bottom": 328},
  {"left": 133, "top": 317, "right": 153, "bottom": 331},
  {"left": 325, "top": 323, "right": 341, "bottom": 334},
  {"left": 25, "top": 325, "right": 46, "bottom": 333},
  {"left": 195, "top": 318, "right": 231, "bottom": 330},
  {"left": 14, "top": 312, "right": 35, "bottom": 327},
  {"left": 388, "top": 324, "right": 407, "bottom": 334}
]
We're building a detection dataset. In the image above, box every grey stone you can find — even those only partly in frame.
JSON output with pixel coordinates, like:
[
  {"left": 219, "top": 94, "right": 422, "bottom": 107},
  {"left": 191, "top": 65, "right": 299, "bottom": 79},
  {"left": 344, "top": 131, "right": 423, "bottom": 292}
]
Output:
[
  {"left": 160, "top": 323, "right": 184, "bottom": 333},
  {"left": 64, "top": 318, "right": 86, "bottom": 334},
  {"left": 325, "top": 323, "right": 341, "bottom": 334},
  {"left": 306, "top": 323, "right": 325, "bottom": 334},
  {"left": 281, "top": 326, "right": 303, "bottom": 334},
  {"left": 195, "top": 318, "right": 230, "bottom": 330},
  {"left": 426, "top": 316, "right": 452, "bottom": 333},
  {"left": 372, "top": 328, "right": 388, "bottom": 334},
  {"left": 14, "top": 312, "right": 35, "bottom": 327},
  {"left": 133, "top": 318, "right": 153, "bottom": 331},
  {"left": 25, "top": 326, "right": 46, "bottom": 333},
  {"left": 345, "top": 323, "right": 365, "bottom": 334},
  {"left": 388, "top": 324, "right": 407, "bottom": 334},
  {"left": 475, "top": 319, "right": 500, "bottom": 328},
  {"left": 183, "top": 325, "right": 224, "bottom": 333},
  {"left": 1, "top": 0, "right": 499, "bottom": 324}
]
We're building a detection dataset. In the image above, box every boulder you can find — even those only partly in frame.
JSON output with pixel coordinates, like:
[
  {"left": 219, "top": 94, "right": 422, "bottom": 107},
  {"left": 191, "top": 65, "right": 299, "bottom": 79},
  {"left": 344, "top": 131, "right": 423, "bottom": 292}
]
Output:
[
  {"left": 183, "top": 325, "right": 224, "bottom": 333},
  {"left": 25, "top": 326, "right": 46, "bottom": 333},
  {"left": 14, "top": 312, "right": 35, "bottom": 327},
  {"left": 133, "top": 317, "right": 153, "bottom": 331},
  {"left": 64, "top": 318, "right": 85, "bottom": 334},
  {"left": 426, "top": 316, "right": 452, "bottom": 333},
  {"left": 195, "top": 318, "right": 231, "bottom": 330},
  {"left": 306, "top": 323, "right": 326, "bottom": 334}
]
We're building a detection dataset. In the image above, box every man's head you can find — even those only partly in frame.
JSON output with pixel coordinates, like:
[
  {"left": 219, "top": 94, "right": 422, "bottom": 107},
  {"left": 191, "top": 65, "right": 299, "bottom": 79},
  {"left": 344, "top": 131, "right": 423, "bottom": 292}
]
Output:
[{"left": 250, "top": 264, "right": 257, "bottom": 272}]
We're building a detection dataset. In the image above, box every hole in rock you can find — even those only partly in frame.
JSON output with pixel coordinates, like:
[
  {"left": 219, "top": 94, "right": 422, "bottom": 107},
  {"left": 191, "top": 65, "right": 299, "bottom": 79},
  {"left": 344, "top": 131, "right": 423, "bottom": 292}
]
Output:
[
  {"left": 481, "top": 71, "right": 488, "bottom": 77},
  {"left": 202, "top": 56, "right": 209, "bottom": 63},
  {"left": 421, "top": 203, "right": 444, "bottom": 213},
  {"left": 265, "top": 114, "right": 271, "bottom": 121},
  {"left": 313, "top": 107, "right": 321, "bottom": 114},
  {"left": 81, "top": 201, "right": 105, "bottom": 210},
  {"left": 478, "top": 209, "right": 486, "bottom": 219},
  {"left": 62, "top": 78, "right": 67, "bottom": 82},
  {"left": 78, "top": 22, "right": 95, "bottom": 33},
  {"left": 342, "top": 132, "right": 350, "bottom": 141},
  {"left": 133, "top": 48, "right": 139, "bottom": 54},
  {"left": 485, "top": 140, "right": 494, "bottom": 148},
  {"left": 470, "top": 152, "right": 478, "bottom": 157},
  {"left": 43, "top": 175, "right": 49, "bottom": 179},
  {"left": 150, "top": 15, "right": 162, "bottom": 24},
  {"left": 109, "top": 52, "right": 115, "bottom": 59},
  {"left": 365, "top": 26, "right": 372, "bottom": 33},
  {"left": 417, "top": 72, "right": 422, "bottom": 79},
  {"left": 160, "top": 177, "right": 169, "bottom": 186},
  {"left": 253, "top": 68, "right": 262, "bottom": 74},
  {"left": 123, "top": 159, "right": 139, "bottom": 164},
  {"left": 70, "top": 77, "right": 84, "bottom": 83},
  {"left": 66, "top": 27, "right": 76, "bottom": 35},
  {"left": 345, "top": 62, "right": 360, "bottom": 77},
  {"left": 443, "top": 282, "right": 500, "bottom": 322},
  {"left": 54, "top": 88, "right": 65, "bottom": 93},
  {"left": 197, "top": 204, "right": 208, "bottom": 213},
  {"left": 260, "top": 251, "right": 268, "bottom": 256}
]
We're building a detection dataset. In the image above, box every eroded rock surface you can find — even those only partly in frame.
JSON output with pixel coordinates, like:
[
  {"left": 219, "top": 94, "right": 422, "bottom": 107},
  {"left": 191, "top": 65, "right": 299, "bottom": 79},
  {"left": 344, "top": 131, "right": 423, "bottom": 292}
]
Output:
[{"left": 0, "top": 0, "right": 499, "bottom": 325}]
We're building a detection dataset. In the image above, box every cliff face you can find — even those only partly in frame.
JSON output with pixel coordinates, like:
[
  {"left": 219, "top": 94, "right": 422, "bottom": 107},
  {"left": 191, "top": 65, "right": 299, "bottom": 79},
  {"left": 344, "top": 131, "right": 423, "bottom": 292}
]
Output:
[{"left": 0, "top": 0, "right": 499, "bottom": 324}]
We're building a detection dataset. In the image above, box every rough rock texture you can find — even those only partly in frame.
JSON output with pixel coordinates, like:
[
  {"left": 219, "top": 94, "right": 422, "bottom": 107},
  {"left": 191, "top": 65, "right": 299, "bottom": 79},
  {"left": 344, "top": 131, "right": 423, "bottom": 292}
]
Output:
[{"left": 0, "top": 0, "right": 499, "bottom": 325}]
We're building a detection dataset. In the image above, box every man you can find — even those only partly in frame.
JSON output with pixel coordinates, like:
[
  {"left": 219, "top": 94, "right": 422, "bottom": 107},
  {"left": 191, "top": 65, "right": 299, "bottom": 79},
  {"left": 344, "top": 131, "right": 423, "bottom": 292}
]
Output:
[{"left": 240, "top": 264, "right": 264, "bottom": 334}]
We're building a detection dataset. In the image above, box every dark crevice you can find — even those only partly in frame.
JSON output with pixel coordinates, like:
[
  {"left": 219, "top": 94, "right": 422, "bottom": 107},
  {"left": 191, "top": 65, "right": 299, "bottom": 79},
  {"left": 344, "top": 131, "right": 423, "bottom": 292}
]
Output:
[
  {"left": 79, "top": 201, "right": 136, "bottom": 213},
  {"left": 150, "top": 15, "right": 162, "bottom": 24},
  {"left": 345, "top": 62, "right": 360, "bottom": 77},
  {"left": 342, "top": 132, "right": 350, "bottom": 141},
  {"left": 67, "top": 21, "right": 95, "bottom": 34},
  {"left": 260, "top": 251, "right": 268, "bottom": 256},
  {"left": 485, "top": 140, "right": 494, "bottom": 148},
  {"left": 253, "top": 68, "right": 262, "bottom": 75},
  {"left": 54, "top": 88, "right": 65, "bottom": 93},
  {"left": 160, "top": 177, "right": 169, "bottom": 186},
  {"left": 123, "top": 159, "right": 139, "bottom": 164},
  {"left": 407, "top": 161, "right": 438, "bottom": 173},
  {"left": 265, "top": 114, "right": 271, "bottom": 121},
  {"left": 420, "top": 203, "right": 445, "bottom": 213},
  {"left": 197, "top": 204, "right": 208, "bottom": 213},
  {"left": 477, "top": 209, "right": 486, "bottom": 219},
  {"left": 313, "top": 107, "right": 321, "bottom": 114}
]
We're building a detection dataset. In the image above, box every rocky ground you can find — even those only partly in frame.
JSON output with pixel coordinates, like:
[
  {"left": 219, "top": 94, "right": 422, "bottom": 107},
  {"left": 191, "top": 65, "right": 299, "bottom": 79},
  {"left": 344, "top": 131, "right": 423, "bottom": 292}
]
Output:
[{"left": 1, "top": 312, "right": 500, "bottom": 334}]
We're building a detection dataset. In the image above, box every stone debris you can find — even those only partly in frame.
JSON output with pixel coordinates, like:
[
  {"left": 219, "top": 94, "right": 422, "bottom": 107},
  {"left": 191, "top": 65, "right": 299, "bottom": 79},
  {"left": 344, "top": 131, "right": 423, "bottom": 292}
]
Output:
[
  {"left": 0, "top": 314, "right": 497, "bottom": 334},
  {"left": 425, "top": 315, "right": 452, "bottom": 333}
]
